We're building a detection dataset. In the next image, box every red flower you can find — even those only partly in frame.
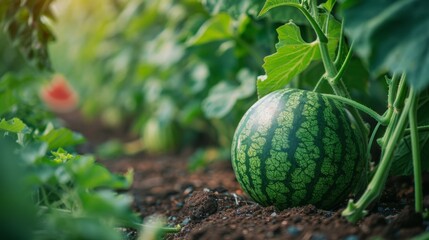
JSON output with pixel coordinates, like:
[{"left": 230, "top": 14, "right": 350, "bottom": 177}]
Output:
[{"left": 40, "top": 75, "right": 79, "bottom": 113}]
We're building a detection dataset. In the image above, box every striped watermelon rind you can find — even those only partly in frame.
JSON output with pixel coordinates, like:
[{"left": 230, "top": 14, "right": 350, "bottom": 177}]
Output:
[{"left": 231, "top": 88, "right": 366, "bottom": 209}]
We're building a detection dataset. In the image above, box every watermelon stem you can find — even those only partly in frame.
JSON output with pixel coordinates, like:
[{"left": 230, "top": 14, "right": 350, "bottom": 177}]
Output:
[
  {"left": 322, "top": 94, "right": 388, "bottom": 124},
  {"left": 331, "top": 42, "right": 354, "bottom": 86},
  {"left": 387, "top": 74, "right": 401, "bottom": 110},
  {"left": 408, "top": 91, "right": 423, "bottom": 213},
  {"left": 333, "top": 19, "right": 345, "bottom": 67},
  {"left": 405, "top": 125, "right": 429, "bottom": 133},
  {"left": 317, "top": 16, "right": 369, "bottom": 143},
  {"left": 342, "top": 83, "right": 415, "bottom": 223}
]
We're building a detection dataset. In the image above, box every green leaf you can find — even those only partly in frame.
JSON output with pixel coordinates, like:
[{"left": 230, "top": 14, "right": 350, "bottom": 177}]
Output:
[
  {"left": 202, "top": 0, "right": 306, "bottom": 24},
  {"left": 0, "top": 90, "right": 16, "bottom": 115},
  {"left": 342, "top": 0, "right": 429, "bottom": 91},
  {"left": 390, "top": 93, "right": 429, "bottom": 175},
  {"left": 258, "top": 16, "right": 340, "bottom": 97},
  {"left": 202, "top": 69, "right": 256, "bottom": 118},
  {"left": 187, "top": 13, "right": 234, "bottom": 45},
  {"left": 79, "top": 190, "right": 136, "bottom": 220},
  {"left": 321, "top": 0, "right": 336, "bottom": 12},
  {"left": 203, "top": 82, "right": 240, "bottom": 118},
  {"left": 67, "top": 156, "right": 133, "bottom": 189},
  {"left": 259, "top": 0, "right": 300, "bottom": 17},
  {"left": 21, "top": 142, "right": 49, "bottom": 164},
  {"left": 0, "top": 118, "right": 28, "bottom": 133},
  {"left": 39, "top": 128, "right": 85, "bottom": 150},
  {"left": 1, "top": 0, "right": 55, "bottom": 69},
  {"left": 390, "top": 134, "right": 429, "bottom": 176}
]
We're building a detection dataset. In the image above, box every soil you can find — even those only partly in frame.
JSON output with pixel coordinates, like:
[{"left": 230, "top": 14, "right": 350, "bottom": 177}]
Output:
[
  {"left": 59, "top": 112, "right": 429, "bottom": 240},
  {"left": 102, "top": 155, "right": 428, "bottom": 240}
]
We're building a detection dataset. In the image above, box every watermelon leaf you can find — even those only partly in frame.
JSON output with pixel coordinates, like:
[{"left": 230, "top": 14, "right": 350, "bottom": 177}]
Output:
[
  {"left": 390, "top": 134, "right": 429, "bottom": 176},
  {"left": 321, "top": 0, "right": 337, "bottom": 13},
  {"left": 0, "top": 118, "right": 29, "bottom": 133},
  {"left": 187, "top": 13, "right": 234, "bottom": 46},
  {"left": 342, "top": 0, "right": 429, "bottom": 91},
  {"left": 258, "top": 15, "right": 340, "bottom": 98},
  {"left": 203, "top": 69, "right": 256, "bottom": 118},
  {"left": 202, "top": 0, "right": 306, "bottom": 23},
  {"left": 259, "top": 0, "right": 300, "bottom": 17},
  {"left": 40, "top": 127, "right": 85, "bottom": 150},
  {"left": 390, "top": 92, "right": 429, "bottom": 175}
]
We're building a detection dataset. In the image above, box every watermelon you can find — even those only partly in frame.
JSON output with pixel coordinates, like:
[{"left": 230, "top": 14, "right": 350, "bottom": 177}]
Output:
[{"left": 231, "top": 88, "right": 366, "bottom": 209}]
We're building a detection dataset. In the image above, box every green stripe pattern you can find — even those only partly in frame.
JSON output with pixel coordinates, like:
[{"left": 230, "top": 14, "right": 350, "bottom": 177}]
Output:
[{"left": 231, "top": 89, "right": 366, "bottom": 210}]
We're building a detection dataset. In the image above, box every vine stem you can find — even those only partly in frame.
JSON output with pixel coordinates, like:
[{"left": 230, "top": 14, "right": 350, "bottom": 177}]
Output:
[
  {"left": 408, "top": 90, "right": 422, "bottom": 213},
  {"left": 334, "top": 19, "right": 345, "bottom": 66},
  {"left": 331, "top": 42, "right": 354, "bottom": 85},
  {"left": 316, "top": 13, "right": 369, "bottom": 138},
  {"left": 379, "top": 74, "right": 407, "bottom": 148},
  {"left": 323, "top": 94, "right": 387, "bottom": 124},
  {"left": 405, "top": 125, "right": 429, "bottom": 133},
  {"left": 342, "top": 86, "right": 414, "bottom": 223}
]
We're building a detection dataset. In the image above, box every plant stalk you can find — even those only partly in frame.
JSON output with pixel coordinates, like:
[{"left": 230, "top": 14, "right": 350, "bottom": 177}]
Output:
[
  {"left": 331, "top": 42, "right": 354, "bottom": 85},
  {"left": 323, "top": 94, "right": 387, "bottom": 124},
  {"left": 334, "top": 19, "right": 345, "bottom": 66},
  {"left": 408, "top": 89, "right": 422, "bottom": 213},
  {"left": 316, "top": 15, "right": 368, "bottom": 139},
  {"left": 405, "top": 125, "right": 429, "bottom": 133},
  {"left": 380, "top": 74, "right": 407, "bottom": 148},
  {"left": 342, "top": 87, "right": 414, "bottom": 223}
]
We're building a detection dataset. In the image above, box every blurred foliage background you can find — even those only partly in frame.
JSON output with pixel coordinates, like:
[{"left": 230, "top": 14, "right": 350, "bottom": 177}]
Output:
[
  {"left": 49, "top": 0, "right": 269, "bottom": 154},
  {"left": 1, "top": 0, "right": 388, "bottom": 156},
  {"left": 47, "top": 0, "right": 387, "bottom": 156}
]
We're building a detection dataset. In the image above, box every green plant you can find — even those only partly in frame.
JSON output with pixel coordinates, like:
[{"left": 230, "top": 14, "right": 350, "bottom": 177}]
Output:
[
  {"left": 1, "top": 2, "right": 182, "bottom": 236},
  {"left": 231, "top": 88, "right": 366, "bottom": 209},
  {"left": 230, "top": 0, "right": 428, "bottom": 223},
  {"left": 0, "top": 117, "right": 180, "bottom": 239},
  {"left": 0, "top": 0, "right": 55, "bottom": 69}
]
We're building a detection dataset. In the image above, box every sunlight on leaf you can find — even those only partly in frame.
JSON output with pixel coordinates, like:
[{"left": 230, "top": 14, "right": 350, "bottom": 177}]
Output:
[
  {"left": 0, "top": 118, "right": 28, "bottom": 133},
  {"left": 258, "top": 23, "right": 319, "bottom": 98},
  {"left": 202, "top": 0, "right": 305, "bottom": 23},
  {"left": 203, "top": 69, "right": 256, "bottom": 118},
  {"left": 321, "top": 0, "right": 336, "bottom": 12},
  {"left": 258, "top": 15, "right": 340, "bottom": 98},
  {"left": 259, "top": 0, "right": 300, "bottom": 17},
  {"left": 40, "top": 128, "right": 85, "bottom": 150},
  {"left": 187, "top": 13, "right": 234, "bottom": 45}
]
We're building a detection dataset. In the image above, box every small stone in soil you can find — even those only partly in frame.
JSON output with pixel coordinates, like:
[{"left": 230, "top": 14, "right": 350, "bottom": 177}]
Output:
[
  {"left": 344, "top": 235, "right": 360, "bottom": 240},
  {"left": 213, "top": 186, "right": 227, "bottom": 193},
  {"left": 176, "top": 201, "right": 184, "bottom": 208},
  {"left": 287, "top": 226, "right": 301, "bottom": 236},
  {"left": 181, "top": 217, "right": 191, "bottom": 225},
  {"left": 183, "top": 187, "right": 193, "bottom": 196},
  {"left": 311, "top": 232, "right": 327, "bottom": 240}
]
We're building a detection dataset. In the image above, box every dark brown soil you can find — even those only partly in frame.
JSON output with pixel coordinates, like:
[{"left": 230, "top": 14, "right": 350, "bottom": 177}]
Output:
[
  {"left": 101, "top": 154, "right": 428, "bottom": 240},
  {"left": 60, "top": 112, "right": 429, "bottom": 240}
]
